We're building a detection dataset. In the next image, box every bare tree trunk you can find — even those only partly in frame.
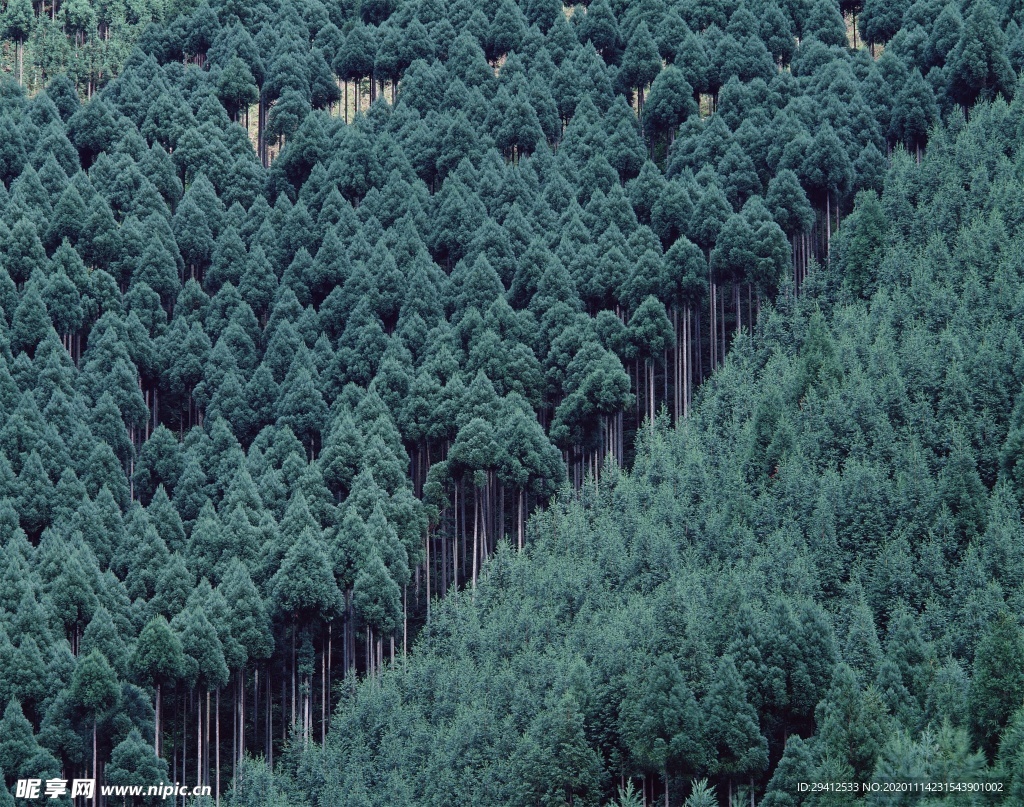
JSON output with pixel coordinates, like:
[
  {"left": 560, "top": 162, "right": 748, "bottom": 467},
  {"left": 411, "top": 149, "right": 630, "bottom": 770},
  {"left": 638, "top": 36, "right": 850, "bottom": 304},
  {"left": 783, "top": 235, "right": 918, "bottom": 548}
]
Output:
[
  {"left": 215, "top": 688, "right": 220, "bottom": 807},
  {"left": 155, "top": 683, "right": 161, "bottom": 756},
  {"left": 291, "top": 623, "right": 297, "bottom": 729},
  {"left": 472, "top": 490, "right": 479, "bottom": 590},
  {"left": 453, "top": 485, "right": 459, "bottom": 589},
  {"left": 233, "top": 675, "right": 238, "bottom": 780},
  {"left": 326, "top": 625, "right": 332, "bottom": 737},
  {"left": 683, "top": 307, "right": 690, "bottom": 418},
  {"left": 720, "top": 282, "right": 726, "bottom": 364},
  {"left": 696, "top": 310, "right": 703, "bottom": 383},
  {"left": 826, "top": 191, "right": 831, "bottom": 266},
  {"left": 648, "top": 360, "right": 654, "bottom": 430},
  {"left": 321, "top": 640, "right": 326, "bottom": 744},
  {"left": 252, "top": 669, "right": 257, "bottom": 766},
  {"left": 92, "top": 720, "right": 98, "bottom": 807},
  {"left": 426, "top": 527, "right": 432, "bottom": 613},
  {"left": 710, "top": 280, "right": 716, "bottom": 370},
  {"left": 518, "top": 489, "right": 524, "bottom": 550},
  {"left": 197, "top": 695, "right": 202, "bottom": 790}
]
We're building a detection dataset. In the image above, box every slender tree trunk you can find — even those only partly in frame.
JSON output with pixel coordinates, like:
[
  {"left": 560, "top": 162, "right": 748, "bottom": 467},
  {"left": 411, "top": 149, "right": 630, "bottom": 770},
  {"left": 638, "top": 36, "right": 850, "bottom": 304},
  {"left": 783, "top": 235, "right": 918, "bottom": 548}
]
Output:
[
  {"left": 215, "top": 688, "right": 220, "bottom": 807},
  {"left": 453, "top": 485, "right": 459, "bottom": 589},
  {"left": 696, "top": 310, "right": 703, "bottom": 382},
  {"left": 240, "top": 669, "right": 245, "bottom": 767},
  {"left": 460, "top": 480, "right": 467, "bottom": 585},
  {"left": 252, "top": 668, "right": 258, "bottom": 765},
  {"left": 183, "top": 691, "right": 188, "bottom": 800},
  {"left": 720, "top": 282, "right": 726, "bottom": 364},
  {"left": 518, "top": 490, "right": 524, "bottom": 550},
  {"left": 672, "top": 309, "right": 679, "bottom": 422},
  {"left": 155, "top": 683, "right": 161, "bottom": 756},
  {"left": 197, "top": 694, "right": 202, "bottom": 790},
  {"left": 321, "top": 639, "right": 326, "bottom": 744},
  {"left": 327, "top": 624, "right": 332, "bottom": 735},
  {"left": 710, "top": 279, "right": 716, "bottom": 370},
  {"left": 648, "top": 360, "right": 654, "bottom": 430},
  {"left": 472, "top": 490, "right": 479, "bottom": 590},
  {"left": 92, "top": 720, "right": 98, "bottom": 807},
  {"left": 683, "top": 307, "right": 689, "bottom": 418},
  {"left": 826, "top": 191, "right": 831, "bottom": 266},
  {"left": 291, "top": 622, "right": 297, "bottom": 729},
  {"left": 441, "top": 521, "right": 448, "bottom": 596}
]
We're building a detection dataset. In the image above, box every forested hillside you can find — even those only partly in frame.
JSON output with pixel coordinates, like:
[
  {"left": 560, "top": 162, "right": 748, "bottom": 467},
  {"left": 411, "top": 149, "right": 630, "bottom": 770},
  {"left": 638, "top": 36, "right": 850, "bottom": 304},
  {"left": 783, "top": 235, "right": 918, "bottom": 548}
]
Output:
[{"left": 2, "top": 0, "right": 1024, "bottom": 804}]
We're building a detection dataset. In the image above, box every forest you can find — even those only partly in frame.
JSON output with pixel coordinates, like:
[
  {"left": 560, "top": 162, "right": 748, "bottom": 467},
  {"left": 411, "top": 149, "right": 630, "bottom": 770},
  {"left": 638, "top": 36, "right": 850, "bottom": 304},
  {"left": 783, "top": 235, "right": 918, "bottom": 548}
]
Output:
[{"left": 2, "top": 0, "right": 1024, "bottom": 804}]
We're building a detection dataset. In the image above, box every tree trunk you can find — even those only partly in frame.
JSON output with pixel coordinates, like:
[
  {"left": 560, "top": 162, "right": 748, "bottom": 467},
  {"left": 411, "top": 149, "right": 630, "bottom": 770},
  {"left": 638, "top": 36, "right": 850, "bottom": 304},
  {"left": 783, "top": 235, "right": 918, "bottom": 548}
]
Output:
[
  {"left": 155, "top": 683, "right": 161, "bottom": 756},
  {"left": 826, "top": 191, "right": 831, "bottom": 266},
  {"left": 720, "top": 281, "right": 726, "bottom": 365},
  {"left": 291, "top": 622, "right": 297, "bottom": 729},
  {"left": 453, "top": 485, "right": 459, "bottom": 589},
  {"left": 215, "top": 689, "right": 220, "bottom": 807},
  {"left": 253, "top": 668, "right": 258, "bottom": 765},
  {"left": 460, "top": 480, "right": 467, "bottom": 585},
  {"left": 696, "top": 309, "right": 703, "bottom": 383},
  {"left": 518, "top": 489, "right": 524, "bottom": 550},
  {"left": 710, "top": 280, "right": 716, "bottom": 370},
  {"left": 197, "top": 694, "right": 202, "bottom": 790},
  {"left": 648, "top": 360, "right": 654, "bottom": 430},
  {"left": 682, "top": 307, "right": 689, "bottom": 418},
  {"left": 321, "top": 638, "right": 326, "bottom": 744},
  {"left": 327, "top": 624, "right": 332, "bottom": 736},
  {"left": 748, "top": 283, "right": 753, "bottom": 332},
  {"left": 92, "top": 720, "right": 98, "bottom": 807},
  {"left": 472, "top": 489, "right": 479, "bottom": 590}
]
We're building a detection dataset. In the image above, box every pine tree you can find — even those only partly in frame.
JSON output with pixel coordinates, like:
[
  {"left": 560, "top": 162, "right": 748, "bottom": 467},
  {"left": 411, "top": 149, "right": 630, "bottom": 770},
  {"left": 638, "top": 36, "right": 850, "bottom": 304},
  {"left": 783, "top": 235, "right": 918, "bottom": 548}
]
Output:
[
  {"left": 621, "top": 22, "right": 662, "bottom": 111},
  {"left": 0, "top": 698, "right": 38, "bottom": 781},
  {"left": 69, "top": 650, "right": 120, "bottom": 793},
  {"left": 947, "top": 0, "right": 1015, "bottom": 109},
  {"left": 702, "top": 655, "right": 769, "bottom": 791},
  {"left": 969, "top": 612, "right": 1024, "bottom": 759},
  {"left": 620, "top": 655, "right": 705, "bottom": 801},
  {"left": 105, "top": 729, "right": 170, "bottom": 795},
  {"left": 643, "top": 66, "right": 697, "bottom": 145},
  {"left": 2, "top": 0, "right": 33, "bottom": 85}
]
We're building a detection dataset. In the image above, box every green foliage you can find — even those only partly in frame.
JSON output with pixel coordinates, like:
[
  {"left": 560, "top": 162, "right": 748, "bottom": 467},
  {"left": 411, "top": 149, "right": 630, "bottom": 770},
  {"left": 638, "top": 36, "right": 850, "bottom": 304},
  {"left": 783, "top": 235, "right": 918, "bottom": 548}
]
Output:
[
  {"left": 969, "top": 613, "right": 1024, "bottom": 760},
  {"left": 1, "top": 1, "right": 1023, "bottom": 804}
]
